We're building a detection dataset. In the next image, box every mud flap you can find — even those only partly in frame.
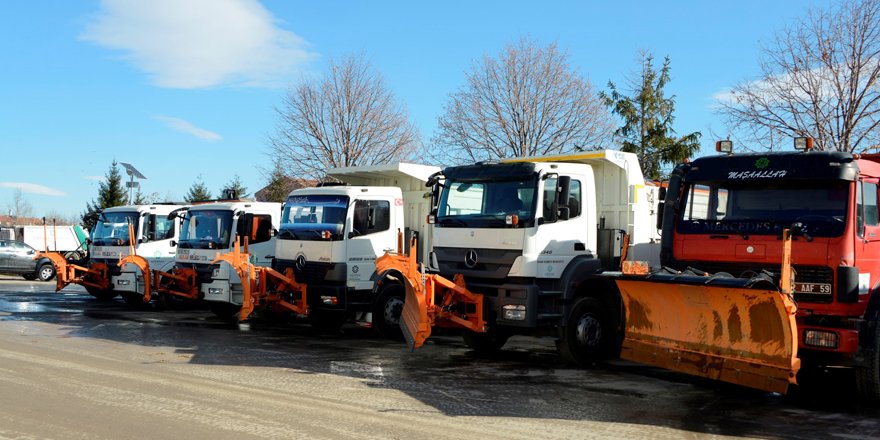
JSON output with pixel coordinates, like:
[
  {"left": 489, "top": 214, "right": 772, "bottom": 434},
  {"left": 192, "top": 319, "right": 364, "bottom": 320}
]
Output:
[
  {"left": 613, "top": 276, "right": 800, "bottom": 394},
  {"left": 118, "top": 255, "right": 152, "bottom": 302}
]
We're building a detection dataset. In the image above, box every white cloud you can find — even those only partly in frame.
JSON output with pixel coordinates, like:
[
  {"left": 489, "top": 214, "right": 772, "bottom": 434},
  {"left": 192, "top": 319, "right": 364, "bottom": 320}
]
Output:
[
  {"left": 81, "top": 0, "right": 316, "bottom": 88},
  {"left": 154, "top": 115, "right": 222, "bottom": 141},
  {"left": 0, "top": 182, "right": 66, "bottom": 197}
]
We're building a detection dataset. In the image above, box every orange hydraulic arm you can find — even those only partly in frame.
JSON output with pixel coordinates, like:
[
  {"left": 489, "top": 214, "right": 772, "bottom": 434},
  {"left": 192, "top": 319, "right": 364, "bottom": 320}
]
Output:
[
  {"left": 374, "top": 235, "right": 486, "bottom": 350},
  {"left": 153, "top": 267, "right": 199, "bottom": 301},
  {"left": 39, "top": 251, "right": 110, "bottom": 292},
  {"left": 212, "top": 236, "right": 308, "bottom": 321},
  {"left": 116, "top": 223, "right": 153, "bottom": 303}
]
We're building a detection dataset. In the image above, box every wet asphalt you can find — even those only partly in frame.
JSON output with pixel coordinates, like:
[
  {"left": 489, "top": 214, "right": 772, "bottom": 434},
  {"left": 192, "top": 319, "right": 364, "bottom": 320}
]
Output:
[{"left": 0, "top": 276, "right": 878, "bottom": 439}]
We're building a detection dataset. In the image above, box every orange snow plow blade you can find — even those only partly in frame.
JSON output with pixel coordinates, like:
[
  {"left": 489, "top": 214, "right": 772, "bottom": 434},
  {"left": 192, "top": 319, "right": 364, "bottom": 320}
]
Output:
[
  {"left": 375, "top": 236, "right": 486, "bottom": 350},
  {"left": 614, "top": 276, "right": 800, "bottom": 394},
  {"left": 117, "top": 254, "right": 152, "bottom": 303}
]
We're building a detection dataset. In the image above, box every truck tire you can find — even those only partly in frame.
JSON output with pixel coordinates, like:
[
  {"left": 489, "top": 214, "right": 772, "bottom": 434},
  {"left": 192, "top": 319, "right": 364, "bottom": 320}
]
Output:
[
  {"left": 121, "top": 292, "right": 147, "bottom": 308},
  {"left": 309, "top": 310, "right": 345, "bottom": 334},
  {"left": 210, "top": 303, "right": 241, "bottom": 320},
  {"left": 557, "top": 297, "right": 614, "bottom": 366},
  {"left": 462, "top": 329, "right": 510, "bottom": 353},
  {"left": 85, "top": 286, "right": 117, "bottom": 301},
  {"left": 371, "top": 284, "right": 404, "bottom": 339},
  {"left": 856, "top": 321, "right": 880, "bottom": 401},
  {"left": 37, "top": 264, "right": 56, "bottom": 282}
]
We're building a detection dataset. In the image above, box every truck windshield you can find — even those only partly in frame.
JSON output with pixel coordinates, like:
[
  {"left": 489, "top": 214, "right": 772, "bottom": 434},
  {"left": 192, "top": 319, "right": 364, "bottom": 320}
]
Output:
[
  {"left": 92, "top": 211, "right": 138, "bottom": 246},
  {"left": 179, "top": 210, "right": 234, "bottom": 249},
  {"left": 280, "top": 195, "right": 349, "bottom": 241},
  {"left": 677, "top": 180, "right": 849, "bottom": 237},
  {"left": 437, "top": 178, "right": 537, "bottom": 228}
]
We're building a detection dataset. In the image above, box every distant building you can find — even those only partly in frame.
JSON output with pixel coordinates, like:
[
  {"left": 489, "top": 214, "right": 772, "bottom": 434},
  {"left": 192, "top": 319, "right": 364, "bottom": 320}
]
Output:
[
  {"left": 254, "top": 177, "right": 317, "bottom": 202},
  {"left": 0, "top": 215, "right": 43, "bottom": 227}
]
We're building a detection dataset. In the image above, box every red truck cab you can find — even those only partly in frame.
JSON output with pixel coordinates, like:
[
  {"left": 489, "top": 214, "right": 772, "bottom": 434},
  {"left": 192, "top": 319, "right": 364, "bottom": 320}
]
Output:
[{"left": 660, "top": 149, "right": 880, "bottom": 397}]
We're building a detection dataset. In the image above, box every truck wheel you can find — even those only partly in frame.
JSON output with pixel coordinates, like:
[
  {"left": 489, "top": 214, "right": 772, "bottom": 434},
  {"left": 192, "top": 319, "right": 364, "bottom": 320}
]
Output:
[
  {"left": 309, "top": 310, "right": 345, "bottom": 334},
  {"left": 557, "top": 297, "right": 614, "bottom": 366},
  {"left": 210, "top": 303, "right": 241, "bottom": 320},
  {"left": 85, "top": 286, "right": 117, "bottom": 301},
  {"left": 121, "top": 292, "right": 147, "bottom": 308},
  {"left": 372, "top": 284, "right": 404, "bottom": 339},
  {"left": 856, "top": 321, "right": 880, "bottom": 401},
  {"left": 37, "top": 264, "right": 56, "bottom": 282},
  {"left": 462, "top": 329, "right": 510, "bottom": 353}
]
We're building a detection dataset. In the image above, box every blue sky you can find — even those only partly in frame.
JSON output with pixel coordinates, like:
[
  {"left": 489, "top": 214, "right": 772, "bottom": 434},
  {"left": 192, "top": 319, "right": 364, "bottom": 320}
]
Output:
[{"left": 0, "top": 0, "right": 831, "bottom": 220}]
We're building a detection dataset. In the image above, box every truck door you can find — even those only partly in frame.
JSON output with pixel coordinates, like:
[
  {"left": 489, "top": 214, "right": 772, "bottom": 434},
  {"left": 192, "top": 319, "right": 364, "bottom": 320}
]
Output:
[
  {"left": 537, "top": 176, "right": 589, "bottom": 277},
  {"left": 347, "top": 199, "right": 393, "bottom": 289},
  {"left": 241, "top": 213, "right": 275, "bottom": 267},
  {"left": 856, "top": 178, "right": 880, "bottom": 300}
]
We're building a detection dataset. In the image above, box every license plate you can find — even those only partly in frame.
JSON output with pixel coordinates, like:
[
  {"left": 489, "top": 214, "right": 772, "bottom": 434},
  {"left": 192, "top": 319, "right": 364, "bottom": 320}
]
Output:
[{"left": 794, "top": 282, "right": 831, "bottom": 294}]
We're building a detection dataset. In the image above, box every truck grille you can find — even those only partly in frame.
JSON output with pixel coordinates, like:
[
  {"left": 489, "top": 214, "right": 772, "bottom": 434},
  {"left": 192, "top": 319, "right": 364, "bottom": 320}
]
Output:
[
  {"left": 685, "top": 262, "right": 834, "bottom": 304},
  {"left": 175, "top": 263, "right": 219, "bottom": 283},
  {"left": 274, "top": 260, "right": 333, "bottom": 284},
  {"left": 434, "top": 247, "right": 521, "bottom": 280}
]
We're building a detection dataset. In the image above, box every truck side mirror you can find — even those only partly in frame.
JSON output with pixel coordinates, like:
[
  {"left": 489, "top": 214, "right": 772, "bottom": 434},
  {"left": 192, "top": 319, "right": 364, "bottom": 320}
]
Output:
[
  {"left": 659, "top": 186, "right": 667, "bottom": 201},
  {"left": 656, "top": 202, "right": 665, "bottom": 230},
  {"left": 557, "top": 176, "right": 571, "bottom": 220}
]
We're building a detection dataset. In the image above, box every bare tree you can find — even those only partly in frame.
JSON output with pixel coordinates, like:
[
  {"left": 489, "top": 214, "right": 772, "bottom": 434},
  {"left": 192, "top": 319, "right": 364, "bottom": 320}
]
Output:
[
  {"left": 719, "top": 0, "right": 880, "bottom": 152},
  {"left": 44, "top": 210, "right": 81, "bottom": 226},
  {"left": 6, "top": 188, "right": 34, "bottom": 219},
  {"left": 270, "top": 54, "right": 421, "bottom": 180},
  {"left": 434, "top": 37, "right": 614, "bottom": 163}
]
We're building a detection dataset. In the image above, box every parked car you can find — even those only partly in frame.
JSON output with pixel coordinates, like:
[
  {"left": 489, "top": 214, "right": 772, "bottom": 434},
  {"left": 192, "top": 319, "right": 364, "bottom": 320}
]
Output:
[{"left": 0, "top": 240, "right": 55, "bottom": 281}]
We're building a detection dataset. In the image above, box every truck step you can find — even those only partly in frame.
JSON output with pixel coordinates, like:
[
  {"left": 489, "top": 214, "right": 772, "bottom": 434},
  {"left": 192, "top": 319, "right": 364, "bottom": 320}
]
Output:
[{"left": 537, "top": 313, "right": 563, "bottom": 320}]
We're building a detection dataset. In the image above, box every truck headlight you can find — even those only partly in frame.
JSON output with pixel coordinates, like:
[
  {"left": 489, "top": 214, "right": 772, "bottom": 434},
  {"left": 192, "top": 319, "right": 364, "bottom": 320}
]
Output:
[
  {"left": 116, "top": 279, "right": 131, "bottom": 286},
  {"left": 503, "top": 304, "right": 526, "bottom": 321},
  {"left": 804, "top": 330, "right": 838, "bottom": 349},
  {"left": 208, "top": 288, "right": 224, "bottom": 295}
]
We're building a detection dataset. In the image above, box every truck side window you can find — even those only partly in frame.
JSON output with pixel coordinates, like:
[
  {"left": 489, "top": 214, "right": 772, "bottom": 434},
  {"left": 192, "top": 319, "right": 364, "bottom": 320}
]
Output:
[
  {"left": 250, "top": 215, "right": 273, "bottom": 244},
  {"left": 683, "top": 184, "right": 711, "bottom": 220},
  {"left": 569, "top": 180, "right": 581, "bottom": 218},
  {"left": 543, "top": 177, "right": 557, "bottom": 220},
  {"left": 352, "top": 200, "right": 390, "bottom": 236},
  {"left": 865, "top": 182, "right": 879, "bottom": 227},
  {"left": 151, "top": 215, "right": 175, "bottom": 241}
]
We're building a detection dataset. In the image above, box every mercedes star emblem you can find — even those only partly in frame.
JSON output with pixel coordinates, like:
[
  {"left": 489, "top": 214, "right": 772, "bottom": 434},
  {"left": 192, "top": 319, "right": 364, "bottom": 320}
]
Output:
[
  {"left": 464, "top": 249, "right": 478, "bottom": 268},
  {"left": 295, "top": 254, "right": 307, "bottom": 271}
]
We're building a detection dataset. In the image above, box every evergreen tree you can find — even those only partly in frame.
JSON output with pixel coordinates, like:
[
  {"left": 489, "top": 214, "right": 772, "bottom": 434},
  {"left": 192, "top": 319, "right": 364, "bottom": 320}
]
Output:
[
  {"left": 132, "top": 189, "right": 149, "bottom": 205},
  {"left": 184, "top": 176, "right": 213, "bottom": 203},
  {"left": 602, "top": 52, "right": 701, "bottom": 180},
  {"left": 219, "top": 175, "right": 248, "bottom": 199},
  {"left": 261, "top": 159, "right": 291, "bottom": 203},
  {"left": 81, "top": 160, "right": 127, "bottom": 231}
]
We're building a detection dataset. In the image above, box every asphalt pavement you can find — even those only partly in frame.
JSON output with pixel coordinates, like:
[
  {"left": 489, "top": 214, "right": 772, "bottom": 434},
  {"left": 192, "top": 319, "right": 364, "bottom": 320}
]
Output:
[{"left": 0, "top": 276, "right": 877, "bottom": 439}]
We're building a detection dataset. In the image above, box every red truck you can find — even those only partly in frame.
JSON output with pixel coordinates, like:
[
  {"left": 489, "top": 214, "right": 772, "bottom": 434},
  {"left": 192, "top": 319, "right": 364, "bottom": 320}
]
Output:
[{"left": 657, "top": 140, "right": 880, "bottom": 399}]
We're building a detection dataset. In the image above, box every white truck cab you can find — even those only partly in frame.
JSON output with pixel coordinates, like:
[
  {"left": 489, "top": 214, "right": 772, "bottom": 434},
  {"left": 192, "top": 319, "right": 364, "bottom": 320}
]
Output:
[
  {"left": 422, "top": 151, "right": 661, "bottom": 357},
  {"left": 174, "top": 201, "right": 281, "bottom": 314},
  {"left": 273, "top": 163, "right": 438, "bottom": 334},
  {"left": 89, "top": 204, "right": 186, "bottom": 302}
]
